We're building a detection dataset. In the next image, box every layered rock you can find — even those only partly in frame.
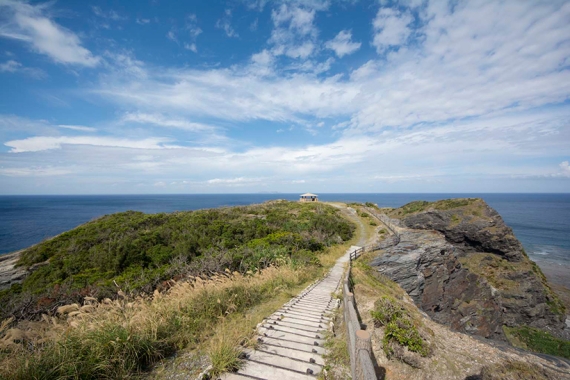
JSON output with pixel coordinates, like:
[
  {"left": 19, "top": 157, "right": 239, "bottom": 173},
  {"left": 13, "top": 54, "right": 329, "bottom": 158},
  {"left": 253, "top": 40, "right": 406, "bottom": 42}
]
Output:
[
  {"left": 370, "top": 199, "right": 567, "bottom": 341},
  {"left": 0, "top": 252, "right": 27, "bottom": 291}
]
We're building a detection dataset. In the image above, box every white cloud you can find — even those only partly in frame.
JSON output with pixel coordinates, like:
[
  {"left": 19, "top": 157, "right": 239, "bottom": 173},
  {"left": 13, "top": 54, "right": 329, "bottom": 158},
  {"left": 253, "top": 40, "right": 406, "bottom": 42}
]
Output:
[
  {"left": 559, "top": 161, "right": 570, "bottom": 177},
  {"left": 167, "top": 30, "right": 178, "bottom": 43},
  {"left": 0, "top": 59, "right": 20, "bottom": 72},
  {"left": 269, "top": 4, "right": 319, "bottom": 59},
  {"left": 207, "top": 177, "right": 261, "bottom": 185},
  {"left": 184, "top": 43, "right": 197, "bottom": 52},
  {"left": 0, "top": 0, "right": 99, "bottom": 66},
  {"left": 0, "top": 166, "right": 73, "bottom": 177},
  {"left": 0, "top": 59, "right": 45, "bottom": 78},
  {"left": 136, "top": 18, "right": 150, "bottom": 25},
  {"left": 325, "top": 30, "right": 361, "bottom": 57},
  {"left": 122, "top": 112, "right": 216, "bottom": 132},
  {"left": 169, "top": 14, "right": 202, "bottom": 51},
  {"left": 372, "top": 7, "right": 413, "bottom": 54},
  {"left": 5, "top": 136, "right": 172, "bottom": 153},
  {"left": 58, "top": 125, "right": 97, "bottom": 132},
  {"left": 216, "top": 9, "right": 238, "bottom": 38},
  {"left": 91, "top": 6, "right": 126, "bottom": 21}
]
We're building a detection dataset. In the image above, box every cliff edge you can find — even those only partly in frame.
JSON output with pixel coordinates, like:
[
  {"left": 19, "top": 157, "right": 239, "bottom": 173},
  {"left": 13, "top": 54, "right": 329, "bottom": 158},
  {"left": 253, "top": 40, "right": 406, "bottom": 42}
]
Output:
[{"left": 370, "top": 198, "right": 568, "bottom": 342}]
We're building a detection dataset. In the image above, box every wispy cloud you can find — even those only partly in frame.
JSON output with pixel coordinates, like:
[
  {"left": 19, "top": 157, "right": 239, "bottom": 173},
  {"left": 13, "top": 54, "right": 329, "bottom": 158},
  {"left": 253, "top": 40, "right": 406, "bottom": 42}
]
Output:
[
  {"left": 0, "top": 59, "right": 45, "bottom": 78},
  {"left": 122, "top": 112, "right": 217, "bottom": 132},
  {"left": 216, "top": 9, "right": 238, "bottom": 38},
  {"left": 5, "top": 136, "right": 172, "bottom": 153},
  {"left": 0, "top": 0, "right": 99, "bottom": 66},
  {"left": 58, "top": 125, "right": 97, "bottom": 132},
  {"left": 91, "top": 6, "right": 126, "bottom": 21}
]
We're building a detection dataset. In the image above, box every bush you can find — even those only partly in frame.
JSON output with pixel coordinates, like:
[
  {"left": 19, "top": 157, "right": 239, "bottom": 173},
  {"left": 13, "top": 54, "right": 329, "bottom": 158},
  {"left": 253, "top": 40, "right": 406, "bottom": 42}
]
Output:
[{"left": 371, "top": 296, "right": 430, "bottom": 357}]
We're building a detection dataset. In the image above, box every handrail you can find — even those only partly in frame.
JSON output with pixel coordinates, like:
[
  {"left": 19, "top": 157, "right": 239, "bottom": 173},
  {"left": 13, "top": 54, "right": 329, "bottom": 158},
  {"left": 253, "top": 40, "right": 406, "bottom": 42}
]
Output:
[
  {"left": 343, "top": 247, "right": 376, "bottom": 380},
  {"left": 363, "top": 207, "right": 401, "bottom": 247}
]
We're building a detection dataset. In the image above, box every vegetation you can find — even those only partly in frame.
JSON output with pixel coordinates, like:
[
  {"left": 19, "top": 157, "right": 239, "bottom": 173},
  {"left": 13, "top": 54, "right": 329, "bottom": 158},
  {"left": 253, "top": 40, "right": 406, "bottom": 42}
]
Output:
[
  {"left": 322, "top": 296, "right": 351, "bottom": 380},
  {"left": 364, "top": 202, "right": 378, "bottom": 209},
  {"left": 389, "top": 198, "right": 479, "bottom": 217},
  {"left": 479, "top": 359, "right": 561, "bottom": 380},
  {"left": 0, "top": 266, "right": 324, "bottom": 379},
  {"left": 503, "top": 326, "right": 570, "bottom": 360},
  {"left": 350, "top": 256, "right": 432, "bottom": 368},
  {"left": 459, "top": 253, "right": 566, "bottom": 316},
  {"left": 371, "top": 296, "right": 430, "bottom": 358},
  {"left": 1, "top": 201, "right": 354, "bottom": 321}
]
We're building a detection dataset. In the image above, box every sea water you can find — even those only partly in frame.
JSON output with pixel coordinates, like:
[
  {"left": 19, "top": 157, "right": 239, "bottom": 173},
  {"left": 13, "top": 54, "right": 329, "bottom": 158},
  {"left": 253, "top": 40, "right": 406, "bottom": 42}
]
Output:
[{"left": 0, "top": 194, "right": 568, "bottom": 265}]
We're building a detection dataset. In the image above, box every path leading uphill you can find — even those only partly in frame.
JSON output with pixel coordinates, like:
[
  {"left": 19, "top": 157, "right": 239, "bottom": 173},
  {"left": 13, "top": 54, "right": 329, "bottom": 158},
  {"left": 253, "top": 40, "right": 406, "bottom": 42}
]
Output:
[{"left": 220, "top": 244, "right": 361, "bottom": 380}]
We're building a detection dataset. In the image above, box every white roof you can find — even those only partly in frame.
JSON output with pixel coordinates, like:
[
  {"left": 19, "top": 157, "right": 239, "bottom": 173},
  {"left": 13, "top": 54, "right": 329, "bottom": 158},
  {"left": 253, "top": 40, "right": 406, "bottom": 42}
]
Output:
[{"left": 300, "top": 193, "right": 318, "bottom": 197}]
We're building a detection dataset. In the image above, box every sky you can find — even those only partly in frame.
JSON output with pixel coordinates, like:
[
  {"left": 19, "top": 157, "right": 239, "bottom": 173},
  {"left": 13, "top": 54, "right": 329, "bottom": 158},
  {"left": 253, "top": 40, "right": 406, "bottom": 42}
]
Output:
[{"left": 0, "top": 0, "right": 569, "bottom": 194}]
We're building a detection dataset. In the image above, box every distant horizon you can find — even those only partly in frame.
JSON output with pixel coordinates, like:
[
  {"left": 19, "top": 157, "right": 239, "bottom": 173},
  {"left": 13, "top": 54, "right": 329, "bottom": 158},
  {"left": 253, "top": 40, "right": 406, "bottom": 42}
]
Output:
[{"left": 1, "top": 192, "right": 569, "bottom": 196}]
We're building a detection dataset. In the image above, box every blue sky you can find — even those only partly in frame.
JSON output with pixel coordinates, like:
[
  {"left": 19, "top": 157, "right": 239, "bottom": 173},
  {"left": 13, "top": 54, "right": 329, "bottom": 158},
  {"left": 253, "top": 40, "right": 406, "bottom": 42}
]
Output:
[{"left": 0, "top": 0, "right": 569, "bottom": 194}]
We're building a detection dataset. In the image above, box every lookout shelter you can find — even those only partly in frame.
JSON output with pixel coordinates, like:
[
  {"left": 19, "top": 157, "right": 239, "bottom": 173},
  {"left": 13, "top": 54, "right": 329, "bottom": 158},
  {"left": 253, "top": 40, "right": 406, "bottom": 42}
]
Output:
[{"left": 299, "top": 193, "right": 318, "bottom": 202}]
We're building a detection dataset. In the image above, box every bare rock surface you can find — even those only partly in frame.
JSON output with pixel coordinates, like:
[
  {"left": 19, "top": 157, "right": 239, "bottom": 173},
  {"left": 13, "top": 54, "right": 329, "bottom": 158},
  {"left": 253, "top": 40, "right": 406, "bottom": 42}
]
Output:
[
  {"left": 0, "top": 251, "right": 27, "bottom": 290},
  {"left": 370, "top": 199, "right": 568, "bottom": 341}
]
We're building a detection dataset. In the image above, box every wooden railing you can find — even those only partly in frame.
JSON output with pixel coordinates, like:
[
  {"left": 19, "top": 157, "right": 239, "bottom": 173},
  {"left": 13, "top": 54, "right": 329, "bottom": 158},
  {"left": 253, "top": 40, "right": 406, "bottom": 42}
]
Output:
[{"left": 343, "top": 246, "right": 376, "bottom": 380}]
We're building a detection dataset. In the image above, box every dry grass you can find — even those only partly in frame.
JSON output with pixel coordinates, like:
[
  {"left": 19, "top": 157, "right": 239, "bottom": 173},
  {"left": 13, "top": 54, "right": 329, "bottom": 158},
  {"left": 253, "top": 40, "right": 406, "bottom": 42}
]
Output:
[
  {"left": 0, "top": 265, "right": 320, "bottom": 379},
  {"left": 0, "top": 203, "right": 361, "bottom": 379},
  {"left": 1, "top": 237, "right": 357, "bottom": 380}
]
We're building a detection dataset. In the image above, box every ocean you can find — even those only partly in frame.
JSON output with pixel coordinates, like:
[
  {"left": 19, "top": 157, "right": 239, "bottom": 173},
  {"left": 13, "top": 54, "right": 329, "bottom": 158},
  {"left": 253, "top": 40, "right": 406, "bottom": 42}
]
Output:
[{"left": 1, "top": 194, "right": 569, "bottom": 265}]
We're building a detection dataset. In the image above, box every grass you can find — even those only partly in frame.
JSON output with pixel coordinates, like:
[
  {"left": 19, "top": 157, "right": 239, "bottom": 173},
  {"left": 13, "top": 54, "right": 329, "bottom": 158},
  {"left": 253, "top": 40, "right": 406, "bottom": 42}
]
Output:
[
  {"left": 0, "top": 203, "right": 361, "bottom": 379},
  {"left": 350, "top": 254, "right": 433, "bottom": 366},
  {"left": 388, "top": 198, "right": 480, "bottom": 218},
  {"left": 459, "top": 253, "right": 566, "bottom": 316},
  {"left": 480, "top": 359, "right": 561, "bottom": 379},
  {"left": 2, "top": 201, "right": 354, "bottom": 322},
  {"left": 503, "top": 325, "right": 570, "bottom": 360},
  {"left": 0, "top": 265, "right": 322, "bottom": 379},
  {"left": 321, "top": 297, "right": 351, "bottom": 380}
]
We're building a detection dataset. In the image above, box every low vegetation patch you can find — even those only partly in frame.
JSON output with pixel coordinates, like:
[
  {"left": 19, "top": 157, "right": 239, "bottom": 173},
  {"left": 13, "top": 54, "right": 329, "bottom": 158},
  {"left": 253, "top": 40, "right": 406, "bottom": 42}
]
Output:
[
  {"left": 388, "top": 198, "right": 480, "bottom": 218},
  {"left": 503, "top": 325, "right": 570, "bottom": 360},
  {"left": 372, "top": 296, "right": 430, "bottom": 358},
  {"left": 479, "top": 359, "right": 562, "bottom": 380}
]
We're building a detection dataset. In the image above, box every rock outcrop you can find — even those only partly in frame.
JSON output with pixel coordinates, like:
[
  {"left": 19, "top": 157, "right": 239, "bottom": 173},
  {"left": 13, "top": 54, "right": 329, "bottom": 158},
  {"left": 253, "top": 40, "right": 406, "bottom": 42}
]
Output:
[
  {"left": 370, "top": 199, "right": 567, "bottom": 341},
  {"left": 0, "top": 252, "right": 27, "bottom": 291}
]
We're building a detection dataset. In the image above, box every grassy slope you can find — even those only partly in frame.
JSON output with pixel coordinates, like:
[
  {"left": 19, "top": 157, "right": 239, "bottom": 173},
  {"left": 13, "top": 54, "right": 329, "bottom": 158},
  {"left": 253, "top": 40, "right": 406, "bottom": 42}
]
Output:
[
  {"left": 0, "top": 201, "right": 356, "bottom": 379},
  {"left": 1, "top": 201, "right": 354, "bottom": 321}
]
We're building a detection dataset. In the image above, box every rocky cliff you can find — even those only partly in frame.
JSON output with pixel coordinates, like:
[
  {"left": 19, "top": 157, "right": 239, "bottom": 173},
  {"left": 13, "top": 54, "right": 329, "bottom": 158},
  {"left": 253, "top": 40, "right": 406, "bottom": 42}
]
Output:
[{"left": 370, "top": 198, "right": 567, "bottom": 341}]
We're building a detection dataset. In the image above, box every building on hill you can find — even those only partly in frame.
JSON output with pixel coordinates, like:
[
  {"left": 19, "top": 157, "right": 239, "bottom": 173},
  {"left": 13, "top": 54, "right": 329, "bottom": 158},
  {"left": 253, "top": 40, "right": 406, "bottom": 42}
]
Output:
[{"left": 299, "top": 193, "right": 318, "bottom": 202}]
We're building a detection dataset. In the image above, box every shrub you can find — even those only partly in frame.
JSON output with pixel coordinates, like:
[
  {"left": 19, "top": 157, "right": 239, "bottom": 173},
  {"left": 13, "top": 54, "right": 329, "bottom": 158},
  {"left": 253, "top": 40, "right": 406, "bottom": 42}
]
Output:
[{"left": 371, "top": 296, "right": 430, "bottom": 357}]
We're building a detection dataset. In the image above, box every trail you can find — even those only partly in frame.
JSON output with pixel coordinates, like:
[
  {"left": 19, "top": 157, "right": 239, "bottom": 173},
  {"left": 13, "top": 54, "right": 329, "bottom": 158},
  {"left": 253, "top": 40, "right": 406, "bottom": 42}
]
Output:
[{"left": 220, "top": 204, "right": 366, "bottom": 379}]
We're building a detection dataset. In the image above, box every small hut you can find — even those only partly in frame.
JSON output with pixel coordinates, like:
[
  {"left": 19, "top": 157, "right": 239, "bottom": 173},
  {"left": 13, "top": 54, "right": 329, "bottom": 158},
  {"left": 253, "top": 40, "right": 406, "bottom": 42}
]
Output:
[{"left": 299, "top": 193, "right": 318, "bottom": 202}]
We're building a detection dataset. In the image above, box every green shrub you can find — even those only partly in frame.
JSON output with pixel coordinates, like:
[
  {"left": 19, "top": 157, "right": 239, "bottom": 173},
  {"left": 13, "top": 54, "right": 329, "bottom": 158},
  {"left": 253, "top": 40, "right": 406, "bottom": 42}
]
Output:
[{"left": 371, "top": 296, "right": 429, "bottom": 357}]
